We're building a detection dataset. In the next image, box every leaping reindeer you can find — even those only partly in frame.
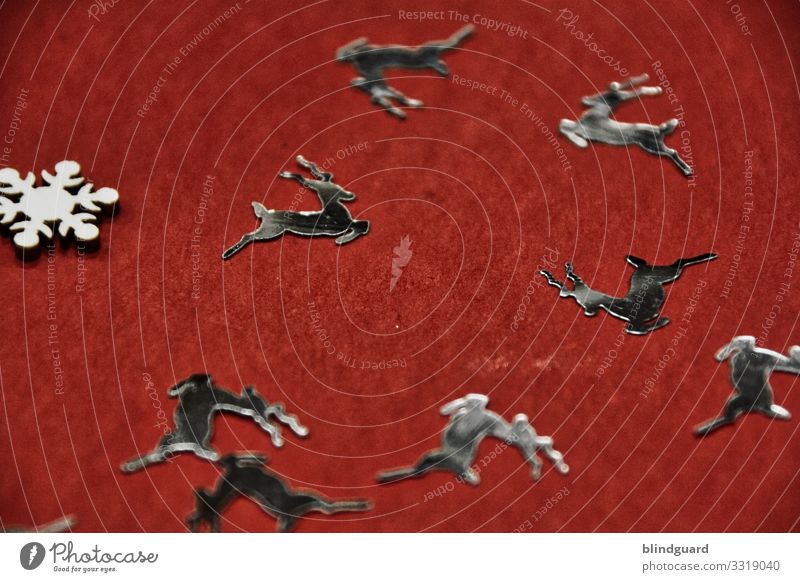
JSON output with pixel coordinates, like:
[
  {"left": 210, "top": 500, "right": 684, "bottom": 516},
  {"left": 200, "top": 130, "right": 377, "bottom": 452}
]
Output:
[
  {"left": 121, "top": 374, "right": 308, "bottom": 473},
  {"left": 337, "top": 25, "right": 474, "bottom": 119},
  {"left": 376, "top": 394, "right": 568, "bottom": 486},
  {"left": 695, "top": 336, "right": 798, "bottom": 436},
  {"left": 222, "top": 156, "right": 369, "bottom": 260},
  {"left": 560, "top": 74, "right": 693, "bottom": 176},
  {"left": 187, "top": 454, "right": 371, "bottom": 532},
  {"left": 540, "top": 253, "right": 716, "bottom": 335}
]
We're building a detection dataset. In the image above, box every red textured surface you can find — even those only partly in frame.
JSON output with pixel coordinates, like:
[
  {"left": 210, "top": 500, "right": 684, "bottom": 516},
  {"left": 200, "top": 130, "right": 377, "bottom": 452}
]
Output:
[{"left": 0, "top": 0, "right": 799, "bottom": 533}]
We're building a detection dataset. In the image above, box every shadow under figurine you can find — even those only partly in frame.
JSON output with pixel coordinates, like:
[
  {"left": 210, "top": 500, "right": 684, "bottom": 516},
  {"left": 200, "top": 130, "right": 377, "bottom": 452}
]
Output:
[
  {"left": 695, "top": 336, "right": 797, "bottom": 436},
  {"left": 376, "top": 394, "right": 568, "bottom": 485},
  {"left": 222, "top": 156, "right": 369, "bottom": 259},
  {"left": 559, "top": 74, "right": 693, "bottom": 177},
  {"left": 187, "top": 454, "right": 371, "bottom": 532},
  {"left": 540, "top": 253, "right": 716, "bottom": 335},
  {"left": 337, "top": 25, "right": 473, "bottom": 119},
  {"left": 121, "top": 374, "right": 308, "bottom": 473}
]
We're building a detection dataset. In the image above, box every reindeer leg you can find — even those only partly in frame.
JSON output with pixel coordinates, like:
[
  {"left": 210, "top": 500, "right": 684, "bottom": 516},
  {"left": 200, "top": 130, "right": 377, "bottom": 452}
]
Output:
[
  {"left": 376, "top": 452, "right": 448, "bottom": 483},
  {"left": 386, "top": 85, "right": 422, "bottom": 108},
  {"left": 222, "top": 232, "right": 256, "bottom": 260},
  {"left": 538, "top": 439, "right": 569, "bottom": 475},
  {"left": 120, "top": 449, "right": 168, "bottom": 473},
  {"left": 312, "top": 499, "right": 371, "bottom": 515},
  {"left": 665, "top": 149, "right": 693, "bottom": 177},
  {"left": 626, "top": 317, "right": 670, "bottom": 335},
  {"left": 364, "top": 84, "right": 408, "bottom": 119},
  {"left": 335, "top": 225, "right": 368, "bottom": 245},
  {"left": 276, "top": 516, "right": 297, "bottom": 533},
  {"left": 695, "top": 395, "right": 748, "bottom": 436},
  {"left": 638, "top": 125, "right": 692, "bottom": 177},
  {"left": 519, "top": 447, "right": 543, "bottom": 481},
  {"left": 637, "top": 138, "right": 693, "bottom": 177}
]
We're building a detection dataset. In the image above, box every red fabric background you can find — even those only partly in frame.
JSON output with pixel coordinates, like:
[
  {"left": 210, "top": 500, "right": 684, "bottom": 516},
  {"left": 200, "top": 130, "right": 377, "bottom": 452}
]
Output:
[{"left": 1, "top": 0, "right": 799, "bottom": 532}]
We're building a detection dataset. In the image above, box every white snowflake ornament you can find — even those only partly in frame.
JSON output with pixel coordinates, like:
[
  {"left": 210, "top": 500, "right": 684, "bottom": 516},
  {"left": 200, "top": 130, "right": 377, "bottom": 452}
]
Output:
[{"left": 0, "top": 160, "right": 118, "bottom": 251}]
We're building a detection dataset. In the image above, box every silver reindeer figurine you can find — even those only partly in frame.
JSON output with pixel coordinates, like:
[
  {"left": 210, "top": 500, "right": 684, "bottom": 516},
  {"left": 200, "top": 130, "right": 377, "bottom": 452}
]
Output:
[
  {"left": 560, "top": 74, "right": 692, "bottom": 176},
  {"left": 121, "top": 374, "right": 308, "bottom": 472},
  {"left": 540, "top": 253, "right": 716, "bottom": 335},
  {"left": 376, "top": 394, "right": 568, "bottom": 485},
  {"left": 222, "top": 156, "right": 369, "bottom": 259},
  {"left": 695, "top": 336, "right": 798, "bottom": 436},
  {"left": 337, "top": 25, "right": 474, "bottom": 119}
]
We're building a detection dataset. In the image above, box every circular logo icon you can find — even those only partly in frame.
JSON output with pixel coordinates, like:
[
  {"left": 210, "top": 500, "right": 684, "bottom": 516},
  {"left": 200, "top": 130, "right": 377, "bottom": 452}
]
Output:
[{"left": 19, "top": 542, "right": 46, "bottom": 570}]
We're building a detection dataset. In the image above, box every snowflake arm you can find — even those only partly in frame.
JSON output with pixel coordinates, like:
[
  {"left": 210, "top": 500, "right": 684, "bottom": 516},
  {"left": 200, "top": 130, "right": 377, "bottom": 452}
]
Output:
[
  {"left": 0, "top": 168, "right": 35, "bottom": 225},
  {"left": 10, "top": 220, "right": 53, "bottom": 250},
  {"left": 73, "top": 183, "right": 119, "bottom": 212}
]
